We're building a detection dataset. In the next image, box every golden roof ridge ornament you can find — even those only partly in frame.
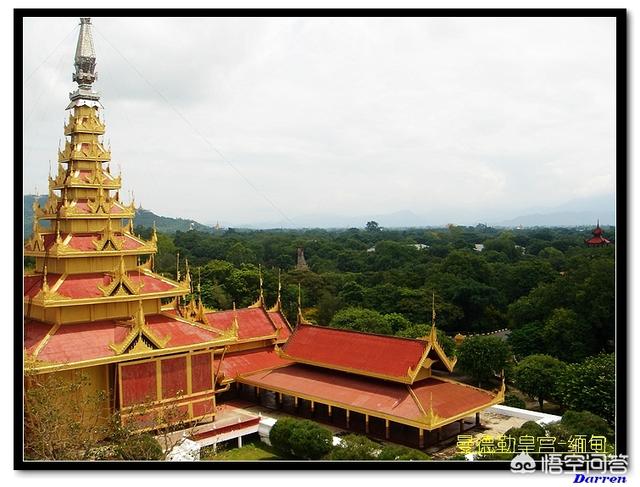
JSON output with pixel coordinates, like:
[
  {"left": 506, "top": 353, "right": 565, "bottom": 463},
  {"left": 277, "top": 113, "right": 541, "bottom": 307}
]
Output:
[
  {"left": 268, "top": 268, "right": 282, "bottom": 312},
  {"left": 98, "top": 254, "right": 143, "bottom": 296},
  {"left": 249, "top": 264, "right": 265, "bottom": 308},
  {"left": 296, "top": 283, "right": 310, "bottom": 326},
  {"left": 110, "top": 300, "right": 170, "bottom": 355}
]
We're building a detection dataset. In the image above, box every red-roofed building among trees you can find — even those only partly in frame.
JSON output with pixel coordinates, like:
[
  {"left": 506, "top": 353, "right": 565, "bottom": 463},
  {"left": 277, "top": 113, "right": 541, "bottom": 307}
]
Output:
[{"left": 585, "top": 220, "right": 612, "bottom": 247}]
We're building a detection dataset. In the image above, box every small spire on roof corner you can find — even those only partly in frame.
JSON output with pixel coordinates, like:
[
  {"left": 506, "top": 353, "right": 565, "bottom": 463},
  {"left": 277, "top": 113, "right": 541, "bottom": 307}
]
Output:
[{"left": 431, "top": 292, "right": 436, "bottom": 327}]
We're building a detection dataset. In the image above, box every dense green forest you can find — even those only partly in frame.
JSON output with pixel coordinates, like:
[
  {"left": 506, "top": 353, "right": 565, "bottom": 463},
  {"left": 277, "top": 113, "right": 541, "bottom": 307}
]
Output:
[
  {"left": 141, "top": 223, "right": 615, "bottom": 357},
  {"left": 141, "top": 222, "right": 615, "bottom": 426}
]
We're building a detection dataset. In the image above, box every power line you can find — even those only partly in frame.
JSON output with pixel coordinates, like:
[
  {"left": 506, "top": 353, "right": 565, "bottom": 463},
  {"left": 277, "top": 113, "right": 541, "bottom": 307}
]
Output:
[
  {"left": 93, "top": 26, "right": 295, "bottom": 227},
  {"left": 23, "top": 24, "right": 78, "bottom": 85}
]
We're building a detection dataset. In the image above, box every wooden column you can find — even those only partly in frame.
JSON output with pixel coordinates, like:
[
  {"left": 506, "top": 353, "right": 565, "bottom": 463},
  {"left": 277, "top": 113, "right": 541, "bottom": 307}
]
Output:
[
  {"left": 385, "top": 419, "right": 390, "bottom": 440},
  {"left": 459, "top": 420, "right": 464, "bottom": 433},
  {"left": 419, "top": 429, "right": 425, "bottom": 449},
  {"left": 310, "top": 401, "right": 315, "bottom": 413},
  {"left": 255, "top": 386, "right": 260, "bottom": 400},
  {"left": 277, "top": 392, "right": 282, "bottom": 408},
  {"left": 346, "top": 410, "right": 350, "bottom": 429},
  {"left": 294, "top": 396, "right": 299, "bottom": 410},
  {"left": 328, "top": 405, "right": 332, "bottom": 421},
  {"left": 365, "top": 415, "right": 370, "bottom": 434},
  {"left": 475, "top": 412, "right": 481, "bottom": 426}
]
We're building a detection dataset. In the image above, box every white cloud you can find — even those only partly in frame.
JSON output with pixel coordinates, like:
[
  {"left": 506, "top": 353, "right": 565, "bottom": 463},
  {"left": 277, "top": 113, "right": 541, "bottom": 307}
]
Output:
[{"left": 22, "top": 16, "right": 616, "bottom": 226}]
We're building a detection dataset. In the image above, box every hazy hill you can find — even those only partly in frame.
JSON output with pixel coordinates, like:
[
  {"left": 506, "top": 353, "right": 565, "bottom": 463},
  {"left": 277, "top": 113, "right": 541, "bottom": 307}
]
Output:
[{"left": 22, "top": 195, "right": 213, "bottom": 238}]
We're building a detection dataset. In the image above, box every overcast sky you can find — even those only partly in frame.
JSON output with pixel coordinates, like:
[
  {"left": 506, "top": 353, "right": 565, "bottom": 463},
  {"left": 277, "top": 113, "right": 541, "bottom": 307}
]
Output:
[{"left": 22, "top": 16, "right": 616, "bottom": 226}]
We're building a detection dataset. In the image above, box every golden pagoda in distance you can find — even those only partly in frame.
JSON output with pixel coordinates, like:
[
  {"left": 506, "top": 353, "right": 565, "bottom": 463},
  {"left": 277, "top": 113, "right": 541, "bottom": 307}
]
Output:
[{"left": 23, "top": 18, "right": 502, "bottom": 455}]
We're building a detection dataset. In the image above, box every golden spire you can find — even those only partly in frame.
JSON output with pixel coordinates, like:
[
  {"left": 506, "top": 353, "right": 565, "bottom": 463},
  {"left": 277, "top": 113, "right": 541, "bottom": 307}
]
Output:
[
  {"left": 42, "top": 265, "right": 49, "bottom": 294},
  {"left": 176, "top": 252, "right": 181, "bottom": 281},
  {"left": 184, "top": 258, "right": 192, "bottom": 291},
  {"left": 432, "top": 291, "right": 436, "bottom": 326},
  {"left": 258, "top": 264, "right": 264, "bottom": 303},
  {"left": 296, "top": 282, "right": 309, "bottom": 325},
  {"left": 151, "top": 221, "right": 158, "bottom": 244},
  {"left": 197, "top": 267, "right": 201, "bottom": 296},
  {"left": 55, "top": 222, "right": 63, "bottom": 245},
  {"left": 269, "top": 268, "right": 282, "bottom": 312},
  {"left": 231, "top": 301, "right": 239, "bottom": 335}
]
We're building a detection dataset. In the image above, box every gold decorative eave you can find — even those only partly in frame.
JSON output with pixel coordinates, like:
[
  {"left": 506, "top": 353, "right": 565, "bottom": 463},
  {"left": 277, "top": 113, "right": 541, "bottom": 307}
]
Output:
[
  {"left": 50, "top": 177, "right": 121, "bottom": 190},
  {"left": 25, "top": 341, "right": 234, "bottom": 375},
  {"left": 24, "top": 245, "right": 157, "bottom": 259},
  {"left": 24, "top": 287, "right": 187, "bottom": 308},
  {"left": 38, "top": 208, "right": 136, "bottom": 220}
]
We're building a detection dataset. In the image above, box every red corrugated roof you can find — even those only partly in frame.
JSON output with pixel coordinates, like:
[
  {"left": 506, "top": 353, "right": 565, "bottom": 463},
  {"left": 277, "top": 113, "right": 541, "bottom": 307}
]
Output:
[
  {"left": 23, "top": 272, "right": 178, "bottom": 300},
  {"left": 24, "top": 314, "right": 224, "bottom": 365},
  {"left": 145, "top": 314, "right": 221, "bottom": 348},
  {"left": 411, "top": 377, "right": 496, "bottom": 419},
  {"left": 239, "top": 365, "right": 423, "bottom": 421},
  {"left": 267, "top": 311, "right": 291, "bottom": 340},
  {"left": 34, "top": 320, "right": 130, "bottom": 363},
  {"left": 239, "top": 365, "right": 497, "bottom": 425},
  {"left": 24, "top": 320, "right": 54, "bottom": 355},
  {"left": 214, "top": 347, "right": 292, "bottom": 381},
  {"left": 206, "top": 307, "right": 277, "bottom": 340},
  {"left": 282, "top": 324, "right": 427, "bottom": 380}
]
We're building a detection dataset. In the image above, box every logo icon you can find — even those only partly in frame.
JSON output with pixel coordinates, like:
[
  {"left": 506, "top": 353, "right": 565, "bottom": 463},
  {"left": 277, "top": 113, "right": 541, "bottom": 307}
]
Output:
[{"left": 510, "top": 452, "right": 536, "bottom": 473}]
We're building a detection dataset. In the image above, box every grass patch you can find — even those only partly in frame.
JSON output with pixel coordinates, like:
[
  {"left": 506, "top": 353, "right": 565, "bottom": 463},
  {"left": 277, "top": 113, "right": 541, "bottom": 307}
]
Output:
[{"left": 201, "top": 440, "right": 281, "bottom": 461}]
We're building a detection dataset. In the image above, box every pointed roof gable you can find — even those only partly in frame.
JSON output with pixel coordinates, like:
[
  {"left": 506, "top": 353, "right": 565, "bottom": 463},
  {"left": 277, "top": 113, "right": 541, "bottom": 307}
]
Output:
[{"left": 280, "top": 324, "right": 430, "bottom": 383}]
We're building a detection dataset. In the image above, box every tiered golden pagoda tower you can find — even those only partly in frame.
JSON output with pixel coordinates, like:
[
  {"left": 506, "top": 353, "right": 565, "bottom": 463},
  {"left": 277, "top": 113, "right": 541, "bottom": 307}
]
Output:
[
  {"left": 23, "top": 18, "right": 292, "bottom": 430},
  {"left": 23, "top": 19, "right": 499, "bottom": 452}
]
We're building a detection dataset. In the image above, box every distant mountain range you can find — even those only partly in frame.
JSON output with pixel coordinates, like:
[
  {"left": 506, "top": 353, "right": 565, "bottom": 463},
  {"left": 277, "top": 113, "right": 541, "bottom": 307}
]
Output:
[{"left": 22, "top": 192, "right": 616, "bottom": 237}]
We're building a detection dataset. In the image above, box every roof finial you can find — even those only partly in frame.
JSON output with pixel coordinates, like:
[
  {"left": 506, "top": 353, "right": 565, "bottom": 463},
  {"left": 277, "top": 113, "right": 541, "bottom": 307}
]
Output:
[
  {"left": 432, "top": 291, "right": 436, "bottom": 326},
  {"left": 42, "top": 264, "right": 49, "bottom": 293},
  {"left": 73, "top": 18, "right": 97, "bottom": 87},
  {"left": 296, "top": 283, "right": 308, "bottom": 326},
  {"left": 176, "top": 252, "right": 181, "bottom": 281},
  {"left": 184, "top": 258, "right": 192, "bottom": 291},
  {"left": 258, "top": 264, "right": 264, "bottom": 303},
  {"left": 197, "top": 267, "right": 201, "bottom": 296}
]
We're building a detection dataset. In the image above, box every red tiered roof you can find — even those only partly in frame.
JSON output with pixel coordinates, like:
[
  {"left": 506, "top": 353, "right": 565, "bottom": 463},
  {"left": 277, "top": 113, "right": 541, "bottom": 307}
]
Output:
[
  {"left": 585, "top": 222, "right": 611, "bottom": 246},
  {"left": 38, "top": 232, "right": 146, "bottom": 252},
  {"left": 213, "top": 347, "right": 292, "bottom": 382},
  {"left": 238, "top": 365, "right": 497, "bottom": 426},
  {"left": 268, "top": 311, "right": 291, "bottom": 340},
  {"left": 411, "top": 377, "right": 497, "bottom": 419},
  {"left": 23, "top": 271, "right": 179, "bottom": 300},
  {"left": 281, "top": 324, "right": 427, "bottom": 381},
  {"left": 205, "top": 307, "right": 279, "bottom": 340},
  {"left": 24, "top": 314, "right": 225, "bottom": 365}
]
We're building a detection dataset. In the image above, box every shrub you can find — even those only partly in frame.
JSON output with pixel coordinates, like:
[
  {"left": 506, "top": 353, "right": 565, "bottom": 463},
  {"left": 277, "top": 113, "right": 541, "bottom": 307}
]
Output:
[
  {"left": 269, "top": 418, "right": 333, "bottom": 460},
  {"left": 378, "top": 444, "right": 430, "bottom": 460},
  {"left": 288, "top": 420, "right": 333, "bottom": 460},
  {"left": 268, "top": 417, "right": 298, "bottom": 458},
  {"left": 328, "top": 434, "right": 380, "bottom": 460},
  {"left": 117, "top": 433, "right": 164, "bottom": 460}
]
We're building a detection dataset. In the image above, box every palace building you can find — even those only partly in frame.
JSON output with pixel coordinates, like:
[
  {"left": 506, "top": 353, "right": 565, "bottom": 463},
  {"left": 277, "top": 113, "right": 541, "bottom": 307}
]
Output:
[{"left": 23, "top": 18, "right": 503, "bottom": 452}]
